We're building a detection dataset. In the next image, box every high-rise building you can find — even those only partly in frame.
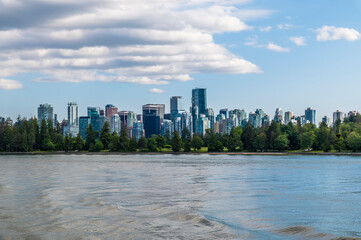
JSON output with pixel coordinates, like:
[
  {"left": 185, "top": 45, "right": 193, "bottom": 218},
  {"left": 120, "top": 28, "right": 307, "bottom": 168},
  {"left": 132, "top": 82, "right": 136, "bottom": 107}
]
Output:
[
  {"left": 196, "top": 114, "right": 210, "bottom": 136},
  {"left": 161, "top": 119, "right": 173, "bottom": 136},
  {"left": 132, "top": 121, "right": 144, "bottom": 141},
  {"left": 322, "top": 116, "right": 330, "bottom": 126},
  {"left": 127, "top": 111, "right": 137, "bottom": 128},
  {"left": 284, "top": 111, "right": 293, "bottom": 125},
  {"left": 333, "top": 110, "right": 344, "bottom": 124},
  {"left": 99, "top": 116, "right": 110, "bottom": 131},
  {"left": 226, "top": 115, "right": 238, "bottom": 134},
  {"left": 305, "top": 107, "right": 316, "bottom": 125},
  {"left": 205, "top": 108, "right": 214, "bottom": 130},
  {"left": 105, "top": 104, "right": 118, "bottom": 118},
  {"left": 181, "top": 112, "right": 193, "bottom": 135},
  {"left": 220, "top": 109, "right": 228, "bottom": 119},
  {"left": 142, "top": 104, "right": 165, "bottom": 138},
  {"left": 170, "top": 96, "right": 185, "bottom": 120},
  {"left": 79, "top": 116, "right": 90, "bottom": 139},
  {"left": 191, "top": 88, "right": 207, "bottom": 132},
  {"left": 249, "top": 109, "right": 265, "bottom": 128},
  {"left": 87, "top": 107, "right": 100, "bottom": 117},
  {"left": 274, "top": 108, "right": 283, "bottom": 124},
  {"left": 37, "top": 104, "right": 53, "bottom": 125},
  {"left": 67, "top": 102, "right": 79, "bottom": 136},
  {"left": 110, "top": 114, "right": 121, "bottom": 134}
]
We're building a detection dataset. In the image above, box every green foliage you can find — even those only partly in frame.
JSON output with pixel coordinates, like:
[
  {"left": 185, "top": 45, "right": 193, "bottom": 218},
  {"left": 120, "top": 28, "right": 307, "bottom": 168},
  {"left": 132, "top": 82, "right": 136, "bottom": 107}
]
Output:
[
  {"left": 156, "top": 135, "right": 166, "bottom": 149},
  {"left": 255, "top": 132, "right": 267, "bottom": 152},
  {"left": 241, "top": 123, "right": 256, "bottom": 151},
  {"left": 85, "top": 124, "right": 96, "bottom": 150},
  {"left": 129, "top": 137, "right": 138, "bottom": 152},
  {"left": 100, "top": 121, "right": 111, "bottom": 149},
  {"left": 171, "top": 131, "right": 182, "bottom": 152},
  {"left": 119, "top": 128, "right": 130, "bottom": 151},
  {"left": 273, "top": 134, "right": 289, "bottom": 151},
  {"left": 109, "top": 134, "right": 120, "bottom": 152},
  {"left": 138, "top": 137, "right": 147, "bottom": 150},
  {"left": 191, "top": 135, "right": 204, "bottom": 151},
  {"left": 147, "top": 137, "right": 158, "bottom": 152},
  {"left": 75, "top": 133, "right": 84, "bottom": 151}
]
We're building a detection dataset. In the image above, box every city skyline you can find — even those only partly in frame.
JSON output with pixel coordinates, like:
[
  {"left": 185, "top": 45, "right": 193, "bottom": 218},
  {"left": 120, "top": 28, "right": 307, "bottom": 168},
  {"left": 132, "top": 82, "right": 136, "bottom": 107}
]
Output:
[{"left": 1, "top": 1, "right": 361, "bottom": 122}]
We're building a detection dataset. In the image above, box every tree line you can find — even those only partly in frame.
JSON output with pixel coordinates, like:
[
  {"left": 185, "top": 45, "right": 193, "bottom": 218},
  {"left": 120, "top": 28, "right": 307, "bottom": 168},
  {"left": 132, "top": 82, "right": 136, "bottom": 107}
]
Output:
[{"left": 2, "top": 114, "right": 361, "bottom": 152}]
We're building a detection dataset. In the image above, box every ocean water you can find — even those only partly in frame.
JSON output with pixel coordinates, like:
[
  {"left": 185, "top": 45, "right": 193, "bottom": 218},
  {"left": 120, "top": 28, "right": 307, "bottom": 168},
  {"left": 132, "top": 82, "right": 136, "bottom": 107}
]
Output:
[{"left": 0, "top": 154, "right": 360, "bottom": 240}]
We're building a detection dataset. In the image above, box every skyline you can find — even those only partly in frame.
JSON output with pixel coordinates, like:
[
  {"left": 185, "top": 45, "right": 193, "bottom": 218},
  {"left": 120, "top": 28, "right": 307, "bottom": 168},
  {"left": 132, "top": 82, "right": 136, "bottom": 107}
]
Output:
[{"left": 1, "top": 0, "right": 361, "bottom": 121}]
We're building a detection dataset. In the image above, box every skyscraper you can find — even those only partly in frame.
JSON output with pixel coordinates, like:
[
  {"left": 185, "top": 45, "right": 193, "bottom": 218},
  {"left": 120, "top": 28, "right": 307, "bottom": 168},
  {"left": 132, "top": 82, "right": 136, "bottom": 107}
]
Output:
[
  {"left": 67, "top": 102, "right": 79, "bottom": 136},
  {"left": 333, "top": 110, "right": 344, "bottom": 124},
  {"left": 219, "top": 109, "right": 228, "bottom": 119},
  {"left": 170, "top": 96, "right": 185, "bottom": 120},
  {"left": 205, "top": 108, "right": 214, "bottom": 130},
  {"left": 87, "top": 107, "right": 100, "bottom": 117},
  {"left": 274, "top": 108, "right": 283, "bottom": 124},
  {"left": 142, "top": 104, "right": 165, "bottom": 138},
  {"left": 110, "top": 114, "right": 121, "bottom": 134},
  {"left": 284, "top": 111, "right": 293, "bottom": 125},
  {"left": 305, "top": 107, "right": 316, "bottom": 125},
  {"left": 191, "top": 88, "right": 207, "bottom": 133},
  {"left": 37, "top": 104, "right": 53, "bottom": 125},
  {"left": 79, "top": 116, "right": 90, "bottom": 139},
  {"left": 105, "top": 104, "right": 118, "bottom": 118}
]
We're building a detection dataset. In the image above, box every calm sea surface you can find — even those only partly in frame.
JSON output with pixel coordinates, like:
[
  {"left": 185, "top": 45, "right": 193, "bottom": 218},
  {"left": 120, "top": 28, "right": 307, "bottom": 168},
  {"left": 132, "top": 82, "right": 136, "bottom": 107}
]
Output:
[{"left": 0, "top": 154, "right": 360, "bottom": 240}]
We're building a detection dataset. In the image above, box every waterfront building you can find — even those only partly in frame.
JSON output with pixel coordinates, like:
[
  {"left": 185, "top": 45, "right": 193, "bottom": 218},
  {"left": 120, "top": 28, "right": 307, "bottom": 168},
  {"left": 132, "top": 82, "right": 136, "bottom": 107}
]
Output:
[
  {"left": 249, "top": 109, "right": 264, "bottom": 128},
  {"left": 284, "top": 111, "right": 293, "bottom": 125},
  {"left": 196, "top": 114, "right": 210, "bottom": 136},
  {"left": 322, "top": 116, "right": 330, "bottom": 126},
  {"left": 37, "top": 104, "right": 53, "bottom": 125},
  {"left": 99, "top": 116, "right": 110, "bottom": 131},
  {"left": 79, "top": 116, "right": 90, "bottom": 139},
  {"left": 161, "top": 119, "right": 173, "bottom": 137},
  {"left": 305, "top": 107, "right": 316, "bottom": 125},
  {"left": 132, "top": 121, "right": 144, "bottom": 141},
  {"left": 333, "top": 110, "right": 344, "bottom": 124},
  {"left": 137, "top": 114, "right": 142, "bottom": 122},
  {"left": 191, "top": 88, "right": 207, "bottom": 132},
  {"left": 142, "top": 104, "right": 165, "bottom": 138},
  {"left": 220, "top": 109, "right": 228, "bottom": 119},
  {"left": 127, "top": 111, "right": 137, "bottom": 128},
  {"left": 164, "top": 113, "right": 171, "bottom": 120},
  {"left": 262, "top": 114, "right": 270, "bottom": 126},
  {"left": 274, "top": 108, "right": 283, "bottom": 124},
  {"left": 173, "top": 117, "right": 182, "bottom": 133},
  {"left": 205, "top": 108, "right": 214, "bottom": 130},
  {"left": 170, "top": 96, "right": 185, "bottom": 120},
  {"left": 226, "top": 115, "right": 238, "bottom": 134},
  {"left": 87, "top": 107, "right": 100, "bottom": 117},
  {"left": 105, "top": 104, "right": 118, "bottom": 118},
  {"left": 181, "top": 112, "right": 193, "bottom": 135},
  {"left": 66, "top": 102, "right": 79, "bottom": 137}
]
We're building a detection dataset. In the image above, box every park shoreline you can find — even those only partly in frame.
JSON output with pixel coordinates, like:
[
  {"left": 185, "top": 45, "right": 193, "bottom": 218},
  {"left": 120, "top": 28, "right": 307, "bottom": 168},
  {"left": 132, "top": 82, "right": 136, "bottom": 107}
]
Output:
[{"left": 1, "top": 151, "right": 361, "bottom": 156}]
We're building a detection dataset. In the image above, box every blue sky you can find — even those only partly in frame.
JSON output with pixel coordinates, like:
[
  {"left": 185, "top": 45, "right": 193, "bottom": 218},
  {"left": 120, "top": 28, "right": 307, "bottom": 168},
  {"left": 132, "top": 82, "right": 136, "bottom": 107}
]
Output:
[{"left": 1, "top": 0, "right": 361, "bottom": 122}]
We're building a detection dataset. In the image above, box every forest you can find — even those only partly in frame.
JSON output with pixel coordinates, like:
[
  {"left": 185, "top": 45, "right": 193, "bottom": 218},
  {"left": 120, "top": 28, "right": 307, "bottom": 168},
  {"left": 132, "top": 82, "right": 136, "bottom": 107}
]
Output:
[{"left": 1, "top": 114, "right": 361, "bottom": 153}]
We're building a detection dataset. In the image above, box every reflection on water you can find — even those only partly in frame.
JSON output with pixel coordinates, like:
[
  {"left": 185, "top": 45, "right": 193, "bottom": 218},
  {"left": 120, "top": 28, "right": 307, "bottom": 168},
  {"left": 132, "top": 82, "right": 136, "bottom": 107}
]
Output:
[{"left": 0, "top": 154, "right": 360, "bottom": 239}]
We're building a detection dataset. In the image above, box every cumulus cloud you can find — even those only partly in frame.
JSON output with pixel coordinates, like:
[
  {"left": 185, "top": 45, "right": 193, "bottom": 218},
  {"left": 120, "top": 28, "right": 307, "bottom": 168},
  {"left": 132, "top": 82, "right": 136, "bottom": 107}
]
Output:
[
  {"left": 266, "top": 43, "right": 289, "bottom": 52},
  {"left": 277, "top": 23, "right": 293, "bottom": 30},
  {"left": 148, "top": 88, "right": 165, "bottom": 93},
  {"left": 290, "top": 36, "right": 307, "bottom": 46},
  {"left": 0, "top": 79, "right": 23, "bottom": 90},
  {"left": 259, "top": 26, "right": 272, "bottom": 32},
  {"left": 0, "top": 0, "right": 265, "bottom": 86},
  {"left": 316, "top": 26, "right": 361, "bottom": 42}
]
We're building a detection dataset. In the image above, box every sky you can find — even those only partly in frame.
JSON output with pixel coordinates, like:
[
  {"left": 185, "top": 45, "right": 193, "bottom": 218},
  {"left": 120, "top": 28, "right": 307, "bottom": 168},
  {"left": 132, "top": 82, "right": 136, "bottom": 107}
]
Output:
[{"left": 1, "top": 0, "right": 361, "bottom": 122}]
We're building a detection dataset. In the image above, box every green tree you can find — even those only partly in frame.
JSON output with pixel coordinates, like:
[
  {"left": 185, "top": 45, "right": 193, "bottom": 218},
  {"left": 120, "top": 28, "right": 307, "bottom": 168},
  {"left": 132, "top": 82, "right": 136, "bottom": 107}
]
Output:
[
  {"left": 241, "top": 123, "right": 256, "bottom": 151},
  {"left": 119, "top": 128, "right": 130, "bottom": 151},
  {"left": 301, "top": 132, "right": 315, "bottom": 150},
  {"left": 267, "top": 121, "right": 281, "bottom": 150},
  {"left": 191, "top": 135, "right": 204, "bottom": 151},
  {"left": 63, "top": 134, "right": 72, "bottom": 151},
  {"left": 75, "top": 133, "right": 84, "bottom": 151},
  {"left": 164, "top": 129, "right": 171, "bottom": 145},
  {"left": 273, "top": 134, "right": 289, "bottom": 151},
  {"left": 255, "top": 132, "right": 267, "bottom": 152},
  {"left": 129, "top": 137, "right": 138, "bottom": 152},
  {"left": 109, "top": 134, "right": 120, "bottom": 152},
  {"left": 85, "top": 123, "right": 96, "bottom": 150},
  {"left": 100, "top": 121, "right": 111, "bottom": 149},
  {"left": 156, "top": 135, "right": 166, "bottom": 149},
  {"left": 334, "top": 133, "right": 345, "bottom": 152},
  {"left": 147, "top": 137, "right": 158, "bottom": 152},
  {"left": 171, "top": 131, "right": 182, "bottom": 152},
  {"left": 138, "top": 137, "right": 147, "bottom": 150}
]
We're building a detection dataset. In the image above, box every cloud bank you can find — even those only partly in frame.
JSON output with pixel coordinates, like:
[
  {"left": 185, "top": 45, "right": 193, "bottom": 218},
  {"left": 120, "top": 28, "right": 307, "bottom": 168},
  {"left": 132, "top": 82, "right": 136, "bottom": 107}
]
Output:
[
  {"left": 0, "top": 79, "right": 23, "bottom": 90},
  {"left": 0, "top": 0, "right": 264, "bottom": 88},
  {"left": 316, "top": 26, "right": 361, "bottom": 42}
]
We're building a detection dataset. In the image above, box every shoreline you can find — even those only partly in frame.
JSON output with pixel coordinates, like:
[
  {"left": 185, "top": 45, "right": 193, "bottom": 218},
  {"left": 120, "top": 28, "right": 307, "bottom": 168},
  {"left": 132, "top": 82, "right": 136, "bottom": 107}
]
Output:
[{"left": 1, "top": 151, "right": 361, "bottom": 156}]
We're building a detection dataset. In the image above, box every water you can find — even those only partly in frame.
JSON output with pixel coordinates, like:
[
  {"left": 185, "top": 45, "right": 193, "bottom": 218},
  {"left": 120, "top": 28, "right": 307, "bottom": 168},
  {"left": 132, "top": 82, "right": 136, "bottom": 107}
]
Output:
[{"left": 0, "top": 154, "right": 360, "bottom": 240}]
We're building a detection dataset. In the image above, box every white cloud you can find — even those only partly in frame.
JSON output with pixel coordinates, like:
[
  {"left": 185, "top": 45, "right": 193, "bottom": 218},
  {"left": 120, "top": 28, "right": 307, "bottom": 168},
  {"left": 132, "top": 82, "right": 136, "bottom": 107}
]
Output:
[
  {"left": 290, "top": 36, "right": 307, "bottom": 46},
  {"left": 0, "top": 79, "right": 23, "bottom": 90},
  {"left": 266, "top": 43, "right": 289, "bottom": 52},
  {"left": 259, "top": 26, "right": 272, "bottom": 32},
  {"left": 316, "top": 26, "right": 361, "bottom": 42},
  {"left": 277, "top": 23, "right": 293, "bottom": 30},
  {"left": 0, "top": 0, "right": 265, "bottom": 86},
  {"left": 148, "top": 88, "right": 165, "bottom": 93}
]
